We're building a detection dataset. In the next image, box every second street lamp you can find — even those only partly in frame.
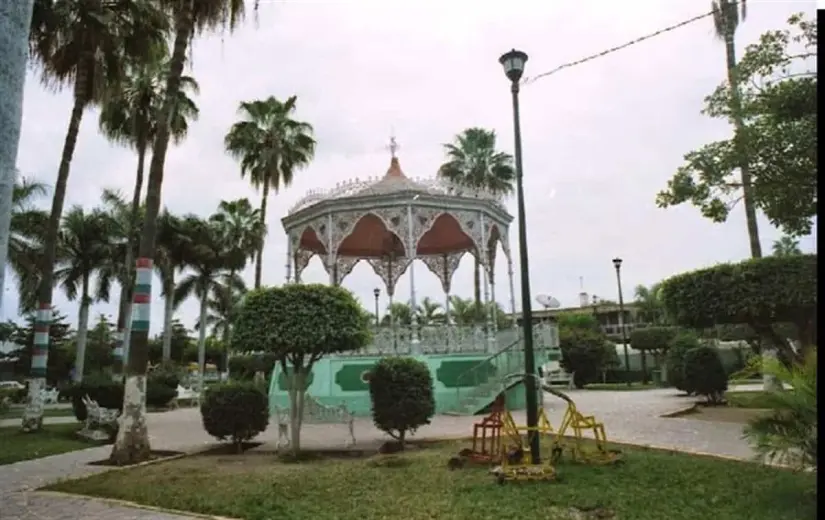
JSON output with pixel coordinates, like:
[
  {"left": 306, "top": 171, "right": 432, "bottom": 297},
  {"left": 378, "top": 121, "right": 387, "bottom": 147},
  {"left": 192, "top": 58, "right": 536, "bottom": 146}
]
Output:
[
  {"left": 612, "top": 258, "right": 631, "bottom": 387},
  {"left": 373, "top": 288, "right": 380, "bottom": 327},
  {"left": 499, "top": 48, "right": 541, "bottom": 464}
]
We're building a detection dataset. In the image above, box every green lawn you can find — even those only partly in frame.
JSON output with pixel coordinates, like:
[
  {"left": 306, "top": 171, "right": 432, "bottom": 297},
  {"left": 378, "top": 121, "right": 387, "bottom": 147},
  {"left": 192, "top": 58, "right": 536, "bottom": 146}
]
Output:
[
  {"left": 0, "top": 407, "right": 76, "bottom": 420},
  {"left": 583, "top": 382, "right": 657, "bottom": 391},
  {"left": 46, "top": 441, "right": 816, "bottom": 520},
  {"left": 726, "top": 391, "right": 774, "bottom": 409},
  {"left": 729, "top": 378, "right": 763, "bottom": 386},
  {"left": 0, "top": 422, "right": 106, "bottom": 466}
]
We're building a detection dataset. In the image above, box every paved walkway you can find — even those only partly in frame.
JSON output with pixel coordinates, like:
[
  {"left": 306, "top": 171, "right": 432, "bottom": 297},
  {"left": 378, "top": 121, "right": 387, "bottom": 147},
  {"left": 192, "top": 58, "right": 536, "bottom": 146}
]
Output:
[{"left": 0, "top": 385, "right": 764, "bottom": 519}]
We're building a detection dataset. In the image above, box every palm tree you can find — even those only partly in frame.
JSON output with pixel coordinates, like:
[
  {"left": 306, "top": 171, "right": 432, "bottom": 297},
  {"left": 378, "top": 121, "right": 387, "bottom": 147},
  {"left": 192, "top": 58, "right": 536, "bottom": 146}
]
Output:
[
  {"left": 711, "top": 0, "right": 761, "bottom": 258},
  {"left": 6, "top": 179, "right": 49, "bottom": 312},
  {"left": 173, "top": 216, "right": 245, "bottom": 394},
  {"left": 98, "top": 45, "right": 200, "bottom": 366},
  {"left": 417, "top": 297, "right": 445, "bottom": 325},
  {"left": 54, "top": 207, "right": 112, "bottom": 382},
  {"left": 113, "top": 0, "right": 255, "bottom": 463},
  {"left": 447, "top": 296, "right": 486, "bottom": 326},
  {"left": 438, "top": 128, "right": 515, "bottom": 305},
  {"left": 24, "top": 0, "right": 168, "bottom": 432},
  {"left": 224, "top": 96, "right": 316, "bottom": 288},
  {"left": 0, "top": 0, "right": 36, "bottom": 310},
  {"left": 633, "top": 284, "right": 666, "bottom": 325},
  {"left": 772, "top": 236, "right": 802, "bottom": 257},
  {"left": 155, "top": 211, "right": 187, "bottom": 361}
]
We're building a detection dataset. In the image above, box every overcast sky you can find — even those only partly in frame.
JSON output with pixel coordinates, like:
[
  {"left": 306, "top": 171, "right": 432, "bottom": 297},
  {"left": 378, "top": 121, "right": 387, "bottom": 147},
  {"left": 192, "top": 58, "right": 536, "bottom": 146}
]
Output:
[{"left": 5, "top": 0, "right": 817, "bottom": 333}]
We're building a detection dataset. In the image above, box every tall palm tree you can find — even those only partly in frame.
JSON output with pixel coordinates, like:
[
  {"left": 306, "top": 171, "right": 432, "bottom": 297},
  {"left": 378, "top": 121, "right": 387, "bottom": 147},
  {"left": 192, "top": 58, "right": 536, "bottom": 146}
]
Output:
[
  {"left": 199, "top": 276, "right": 247, "bottom": 347},
  {"left": 155, "top": 211, "right": 186, "bottom": 361},
  {"left": 633, "top": 284, "right": 666, "bottom": 325},
  {"left": 417, "top": 297, "right": 445, "bottom": 326},
  {"left": 173, "top": 216, "right": 244, "bottom": 393},
  {"left": 54, "top": 207, "right": 112, "bottom": 382},
  {"left": 98, "top": 46, "right": 199, "bottom": 368},
  {"left": 113, "top": 0, "right": 256, "bottom": 464},
  {"left": 438, "top": 128, "right": 515, "bottom": 305},
  {"left": 712, "top": 0, "right": 761, "bottom": 258},
  {"left": 24, "top": 0, "right": 168, "bottom": 432},
  {"left": 224, "top": 96, "right": 316, "bottom": 288},
  {"left": 0, "top": 0, "right": 36, "bottom": 312},
  {"left": 448, "top": 296, "right": 486, "bottom": 326},
  {"left": 6, "top": 179, "right": 49, "bottom": 312}
]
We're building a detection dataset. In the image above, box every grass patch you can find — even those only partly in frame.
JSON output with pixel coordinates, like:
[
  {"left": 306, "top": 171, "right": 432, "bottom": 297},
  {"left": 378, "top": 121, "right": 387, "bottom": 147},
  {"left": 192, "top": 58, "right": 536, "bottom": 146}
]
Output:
[
  {"left": 729, "top": 378, "right": 762, "bottom": 386},
  {"left": 0, "top": 422, "right": 106, "bottom": 466},
  {"left": 46, "top": 441, "right": 815, "bottom": 520},
  {"left": 583, "top": 382, "right": 657, "bottom": 391},
  {"left": 0, "top": 407, "right": 76, "bottom": 420},
  {"left": 726, "top": 391, "right": 774, "bottom": 409}
]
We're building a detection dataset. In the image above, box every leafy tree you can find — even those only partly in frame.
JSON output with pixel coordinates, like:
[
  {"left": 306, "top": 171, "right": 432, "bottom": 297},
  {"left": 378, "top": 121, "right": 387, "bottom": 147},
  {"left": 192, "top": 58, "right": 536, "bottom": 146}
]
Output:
[
  {"left": 558, "top": 315, "right": 616, "bottom": 388},
  {"left": 417, "top": 297, "right": 445, "bottom": 325},
  {"left": 657, "top": 14, "right": 817, "bottom": 242},
  {"left": 25, "top": 0, "right": 168, "bottom": 433},
  {"left": 772, "top": 236, "right": 802, "bottom": 257},
  {"left": 55, "top": 207, "right": 112, "bottom": 382},
  {"left": 112, "top": 0, "right": 258, "bottom": 465},
  {"left": 7, "top": 309, "right": 73, "bottom": 384},
  {"left": 437, "top": 128, "right": 515, "bottom": 304},
  {"left": 147, "top": 319, "right": 192, "bottom": 365},
  {"left": 659, "top": 255, "right": 817, "bottom": 365},
  {"left": 630, "top": 326, "right": 678, "bottom": 381},
  {"left": 84, "top": 314, "right": 116, "bottom": 374},
  {"left": 665, "top": 331, "right": 700, "bottom": 392},
  {"left": 232, "top": 284, "right": 371, "bottom": 453},
  {"left": 224, "top": 96, "right": 316, "bottom": 288},
  {"left": 369, "top": 357, "right": 435, "bottom": 448}
]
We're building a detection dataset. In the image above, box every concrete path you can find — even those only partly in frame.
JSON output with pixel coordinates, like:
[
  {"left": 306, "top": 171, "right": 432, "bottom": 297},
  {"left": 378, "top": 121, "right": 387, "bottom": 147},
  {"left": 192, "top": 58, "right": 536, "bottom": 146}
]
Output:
[{"left": 0, "top": 385, "right": 765, "bottom": 519}]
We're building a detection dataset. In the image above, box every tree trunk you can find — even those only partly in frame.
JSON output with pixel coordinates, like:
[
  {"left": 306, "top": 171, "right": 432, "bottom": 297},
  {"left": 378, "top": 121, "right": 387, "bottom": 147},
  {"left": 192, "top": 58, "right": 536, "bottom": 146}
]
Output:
[
  {"left": 254, "top": 182, "right": 269, "bottom": 289},
  {"left": 23, "top": 80, "right": 87, "bottom": 432},
  {"left": 289, "top": 368, "right": 306, "bottom": 455},
  {"left": 111, "top": 9, "right": 193, "bottom": 464},
  {"left": 724, "top": 35, "right": 762, "bottom": 259},
  {"left": 73, "top": 277, "right": 92, "bottom": 383},
  {"left": 197, "top": 290, "right": 208, "bottom": 393},
  {"left": 0, "top": 0, "right": 34, "bottom": 320},
  {"left": 113, "top": 288, "right": 129, "bottom": 377},
  {"left": 161, "top": 278, "right": 175, "bottom": 361},
  {"left": 640, "top": 350, "right": 648, "bottom": 385},
  {"left": 473, "top": 254, "right": 481, "bottom": 306}
]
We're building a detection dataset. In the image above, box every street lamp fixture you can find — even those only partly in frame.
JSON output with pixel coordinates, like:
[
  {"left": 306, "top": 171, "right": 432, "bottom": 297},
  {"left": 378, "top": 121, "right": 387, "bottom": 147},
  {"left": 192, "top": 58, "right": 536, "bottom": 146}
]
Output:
[
  {"left": 373, "top": 288, "right": 380, "bottom": 327},
  {"left": 612, "top": 258, "right": 631, "bottom": 386},
  {"left": 499, "top": 48, "right": 541, "bottom": 465}
]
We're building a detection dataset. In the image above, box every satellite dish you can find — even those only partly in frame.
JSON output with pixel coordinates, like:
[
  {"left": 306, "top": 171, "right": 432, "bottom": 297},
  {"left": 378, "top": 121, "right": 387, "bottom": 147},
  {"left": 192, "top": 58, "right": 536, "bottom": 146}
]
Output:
[{"left": 536, "top": 294, "right": 561, "bottom": 309}]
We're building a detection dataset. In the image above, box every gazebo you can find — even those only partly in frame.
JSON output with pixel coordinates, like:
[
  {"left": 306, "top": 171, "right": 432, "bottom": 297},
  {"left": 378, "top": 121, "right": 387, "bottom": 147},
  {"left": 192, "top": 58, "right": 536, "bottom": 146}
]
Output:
[
  {"left": 271, "top": 141, "right": 560, "bottom": 416},
  {"left": 281, "top": 141, "right": 519, "bottom": 354}
]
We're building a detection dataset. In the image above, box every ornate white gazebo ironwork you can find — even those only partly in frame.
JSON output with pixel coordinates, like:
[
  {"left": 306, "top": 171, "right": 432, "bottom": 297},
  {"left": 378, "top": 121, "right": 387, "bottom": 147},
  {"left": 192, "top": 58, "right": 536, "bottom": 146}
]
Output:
[{"left": 281, "top": 142, "right": 518, "bottom": 354}]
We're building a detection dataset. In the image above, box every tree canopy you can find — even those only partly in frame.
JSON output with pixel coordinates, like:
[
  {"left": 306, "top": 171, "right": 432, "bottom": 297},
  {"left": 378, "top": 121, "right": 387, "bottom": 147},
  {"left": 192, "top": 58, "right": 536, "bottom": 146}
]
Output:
[{"left": 656, "top": 14, "right": 817, "bottom": 237}]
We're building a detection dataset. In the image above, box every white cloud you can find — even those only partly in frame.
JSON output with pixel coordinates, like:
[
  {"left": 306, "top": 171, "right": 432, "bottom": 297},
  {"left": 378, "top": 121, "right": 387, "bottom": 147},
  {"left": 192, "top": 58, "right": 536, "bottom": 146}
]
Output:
[{"left": 6, "top": 0, "right": 817, "bottom": 331}]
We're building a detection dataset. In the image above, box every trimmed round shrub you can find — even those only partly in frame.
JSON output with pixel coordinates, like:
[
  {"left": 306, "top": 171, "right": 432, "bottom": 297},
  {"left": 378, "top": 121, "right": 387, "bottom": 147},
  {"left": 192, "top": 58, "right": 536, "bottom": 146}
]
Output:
[
  {"left": 684, "top": 346, "right": 728, "bottom": 404},
  {"left": 369, "top": 357, "right": 435, "bottom": 446},
  {"left": 146, "top": 376, "right": 178, "bottom": 408},
  {"left": 665, "top": 332, "right": 700, "bottom": 393},
  {"left": 201, "top": 381, "right": 269, "bottom": 452}
]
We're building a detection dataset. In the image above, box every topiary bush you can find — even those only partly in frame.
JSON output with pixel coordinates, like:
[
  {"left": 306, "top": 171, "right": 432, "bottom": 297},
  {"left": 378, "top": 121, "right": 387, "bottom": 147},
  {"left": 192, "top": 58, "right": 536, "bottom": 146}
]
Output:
[
  {"left": 369, "top": 357, "right": 435, "bottom": 448},
  {"left": 665, "top": 331, "right": 700, "bottom": 393},
  {"left": 146, "top": 376, "right": 178, "bottom": 408},
  {"left": 65, "top": 373, "right": 125, "bottom": 422},
  {"left": 683, "top": 346, "right": 728, "bottom": 404},
  {"left": 201, "top": 381, "right": 269, "bottom": 452}
]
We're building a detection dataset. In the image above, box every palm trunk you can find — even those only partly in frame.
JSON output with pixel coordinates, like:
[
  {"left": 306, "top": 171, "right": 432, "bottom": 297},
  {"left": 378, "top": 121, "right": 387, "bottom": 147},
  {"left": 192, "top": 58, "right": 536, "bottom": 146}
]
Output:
[
  {"left": 111, "top": 8, "right": 193, "bottom": 464},
  {"left": 254, "top": 182, "right": 269, "bottom": 289},
  {"left": 23, "top": 82, "right": 87, "bottom": 432},
  {"left": 162, "top": 276, "right": 175, "bottom": 361},
  {"left": 73, "top": 277, "right": 92, "bottom": 383},
  {"left": 724, "top": 35, "right": 761, "bottom": 259},
  {"left": 0, "top": 0, "right": 34, "bottom": 320},
  {"left": 197, "top": 291, "right": 209, "bottom": 394}
]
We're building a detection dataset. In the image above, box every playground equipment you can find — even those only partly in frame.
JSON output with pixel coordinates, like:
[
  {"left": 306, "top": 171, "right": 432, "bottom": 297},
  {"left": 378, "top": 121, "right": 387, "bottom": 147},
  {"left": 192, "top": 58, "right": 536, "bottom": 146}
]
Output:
[
  {"left": 541, "top": 383, "right": 622, "bottom": 466},
  {"left": 447, "top": 395, "right": 506, "bottom": 469}
]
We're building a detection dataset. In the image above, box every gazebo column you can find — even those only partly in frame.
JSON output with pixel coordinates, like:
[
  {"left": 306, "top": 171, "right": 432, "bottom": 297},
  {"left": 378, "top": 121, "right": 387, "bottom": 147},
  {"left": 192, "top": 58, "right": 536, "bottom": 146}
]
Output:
[
  {"left": 442, "top": 254, "right": 452, "bottom": 325},
  {"left": 325, "top": 214, "right": 336, "bottom": 285},
  {"left": 405, "top": 204, "right": 421, "bottom": 351},
  {"left": 507, "top": 254, "right": 517, "bottom": 328},
  {"left": 479, "top": 214, "right": 495, "bottom": 352}
]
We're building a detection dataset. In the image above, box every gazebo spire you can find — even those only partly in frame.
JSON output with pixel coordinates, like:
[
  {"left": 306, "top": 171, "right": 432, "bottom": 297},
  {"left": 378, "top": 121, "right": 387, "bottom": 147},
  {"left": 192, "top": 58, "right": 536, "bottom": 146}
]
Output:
[{"left": 384, "top": 134, "right": 405, "bottom": 178}]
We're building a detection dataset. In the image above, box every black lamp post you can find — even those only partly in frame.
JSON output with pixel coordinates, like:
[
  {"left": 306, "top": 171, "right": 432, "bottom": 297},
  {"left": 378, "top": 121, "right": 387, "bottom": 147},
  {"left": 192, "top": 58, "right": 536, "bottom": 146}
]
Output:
[
  {"left": 591, "top": 294, "right": 599, "bottom": 317},
  {"left": 612, "top": 258, "right": 631, "bottom": 386},
  {"left": 499, "top": 48, "right": 540, "bottom": 464},
  {"left": 373, "top": 288, "right": 380, "bottom": 327}
]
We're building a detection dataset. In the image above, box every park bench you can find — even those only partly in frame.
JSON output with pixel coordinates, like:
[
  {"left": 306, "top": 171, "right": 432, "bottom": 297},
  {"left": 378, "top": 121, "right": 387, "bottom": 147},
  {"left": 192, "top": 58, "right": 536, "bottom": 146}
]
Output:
[
  {"left": 173, "top": 384, "right": 200, "bottom": 407},
  {"left": 79, "top": 395, "right": 120, "bottom": 441},
  {"left": 273, "top": 395, "right": 356, "bottom": 449}
]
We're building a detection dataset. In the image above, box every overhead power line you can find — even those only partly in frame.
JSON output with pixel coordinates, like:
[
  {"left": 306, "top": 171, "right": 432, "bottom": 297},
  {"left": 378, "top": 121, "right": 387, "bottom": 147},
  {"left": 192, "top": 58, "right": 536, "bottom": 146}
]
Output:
[{"left": 522, "top": 8, "right": 720, "bottom": 85}]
